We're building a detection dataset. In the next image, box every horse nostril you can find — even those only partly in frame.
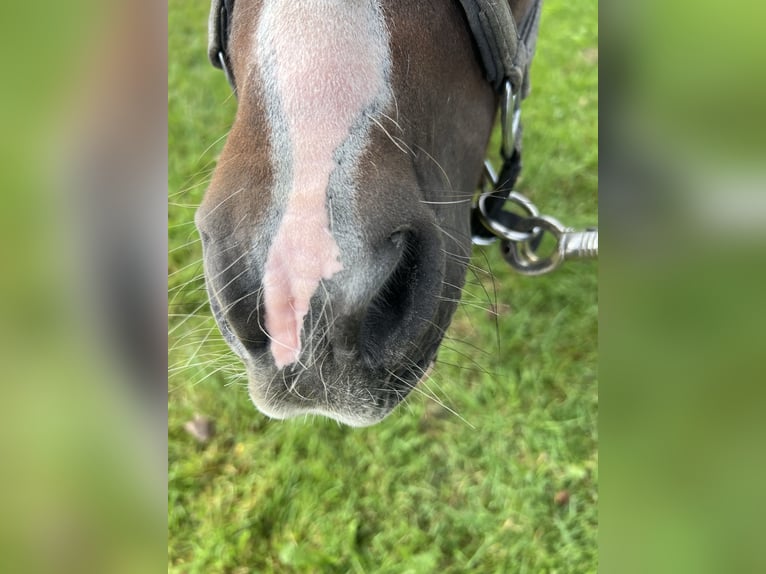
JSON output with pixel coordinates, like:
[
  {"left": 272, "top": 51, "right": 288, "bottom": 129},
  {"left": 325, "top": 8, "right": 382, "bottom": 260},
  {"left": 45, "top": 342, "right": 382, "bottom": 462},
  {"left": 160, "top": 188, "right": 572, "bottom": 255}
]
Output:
[
  {"left": 206, "top": 273, "right": 270, "bottom": 357},
  {"left": 226, "top": 294, "right": 270, "bottom": 354},
  {"left": 359, "top": 228, "right": 441, "bottom": 367},
  {"left": 379, "top": 230, "right": 418, "bottom": 317}
]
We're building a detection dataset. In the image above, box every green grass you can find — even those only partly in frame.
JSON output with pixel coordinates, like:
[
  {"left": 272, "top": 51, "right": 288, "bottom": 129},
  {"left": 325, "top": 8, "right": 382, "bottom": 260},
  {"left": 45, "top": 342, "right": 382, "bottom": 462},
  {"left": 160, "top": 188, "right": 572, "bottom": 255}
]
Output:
[{"left": 168, "top": 0, "right": 597, "bottom": 572}]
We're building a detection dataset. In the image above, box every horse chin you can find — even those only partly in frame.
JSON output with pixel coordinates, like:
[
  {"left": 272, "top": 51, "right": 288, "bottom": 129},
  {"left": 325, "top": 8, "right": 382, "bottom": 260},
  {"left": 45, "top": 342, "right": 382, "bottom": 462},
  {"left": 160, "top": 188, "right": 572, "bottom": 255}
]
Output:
[
  {"left": 245, "top": 377, "right": 393, "bottom": 427},
  {"left": 249, "top": 393, "right": 392, "bottom": 428},
  {"left": 242, "top": 347, "right": 441, "bottom": 427}
]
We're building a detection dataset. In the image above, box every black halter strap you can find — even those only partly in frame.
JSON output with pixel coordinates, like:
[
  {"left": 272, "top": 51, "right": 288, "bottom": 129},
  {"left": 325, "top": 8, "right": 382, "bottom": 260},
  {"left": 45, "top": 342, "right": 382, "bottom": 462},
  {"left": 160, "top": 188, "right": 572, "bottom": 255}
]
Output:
[{"left": 458, "top": 0, "right": 523, "bottom": 92}]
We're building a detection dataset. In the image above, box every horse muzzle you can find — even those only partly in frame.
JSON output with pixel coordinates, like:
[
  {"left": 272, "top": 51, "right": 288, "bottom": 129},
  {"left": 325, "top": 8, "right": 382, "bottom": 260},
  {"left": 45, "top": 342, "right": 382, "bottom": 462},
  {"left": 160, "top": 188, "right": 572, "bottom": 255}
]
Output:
[{"left": 196, "top": 199, "right": 462, "bottom": 426}]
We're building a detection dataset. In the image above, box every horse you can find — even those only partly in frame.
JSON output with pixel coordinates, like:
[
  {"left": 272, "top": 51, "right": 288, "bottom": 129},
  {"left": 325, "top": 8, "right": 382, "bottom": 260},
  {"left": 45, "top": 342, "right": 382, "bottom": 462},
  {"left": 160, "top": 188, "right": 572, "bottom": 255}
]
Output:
[{"left": 195, "top": 0, "right": 542, "bottom": 426}]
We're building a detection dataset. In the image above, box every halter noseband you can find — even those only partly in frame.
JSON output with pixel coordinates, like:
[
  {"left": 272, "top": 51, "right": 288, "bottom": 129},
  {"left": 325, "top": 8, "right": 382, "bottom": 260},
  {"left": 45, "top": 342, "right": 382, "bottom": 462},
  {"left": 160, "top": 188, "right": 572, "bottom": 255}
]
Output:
[{"left": 207, "top": 0, "right": 543, "bottom": 245}]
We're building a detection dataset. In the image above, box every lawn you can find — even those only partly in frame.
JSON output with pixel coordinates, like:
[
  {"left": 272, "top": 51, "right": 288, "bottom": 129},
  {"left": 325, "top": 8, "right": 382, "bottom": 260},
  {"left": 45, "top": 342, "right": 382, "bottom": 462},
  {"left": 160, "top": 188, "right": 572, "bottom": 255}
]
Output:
[{"left": 168, "top": 0, "right": 598, "bottom": 572}]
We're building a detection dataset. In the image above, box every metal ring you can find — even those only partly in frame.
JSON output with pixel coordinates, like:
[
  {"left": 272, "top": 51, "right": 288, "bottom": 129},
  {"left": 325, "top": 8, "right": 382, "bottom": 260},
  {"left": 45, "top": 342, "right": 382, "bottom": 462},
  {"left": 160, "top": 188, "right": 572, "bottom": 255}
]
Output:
[
  {"left": 476, "top": 191, "right": 541, "bottom": 242},
  {"left": 471, "top": 162, "right": 502, "bottom": 245},
  {"left": 500, "top": 215, "right": 567, "bottom": 276}
]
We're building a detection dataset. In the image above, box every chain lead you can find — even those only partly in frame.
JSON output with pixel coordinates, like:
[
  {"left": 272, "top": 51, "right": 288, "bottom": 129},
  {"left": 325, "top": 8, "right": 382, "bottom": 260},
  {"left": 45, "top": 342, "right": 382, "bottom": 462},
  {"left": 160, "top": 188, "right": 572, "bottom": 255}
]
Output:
[{"left": 500, "top": 214, "right": 598, "bottom": 276}]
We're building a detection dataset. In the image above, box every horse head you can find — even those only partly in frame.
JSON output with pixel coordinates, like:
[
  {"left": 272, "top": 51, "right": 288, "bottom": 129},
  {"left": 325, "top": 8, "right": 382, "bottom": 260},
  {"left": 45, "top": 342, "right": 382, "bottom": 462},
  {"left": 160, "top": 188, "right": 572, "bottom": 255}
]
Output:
[{"left": 195, "top": 0, "right": 538, "bottom": 425}]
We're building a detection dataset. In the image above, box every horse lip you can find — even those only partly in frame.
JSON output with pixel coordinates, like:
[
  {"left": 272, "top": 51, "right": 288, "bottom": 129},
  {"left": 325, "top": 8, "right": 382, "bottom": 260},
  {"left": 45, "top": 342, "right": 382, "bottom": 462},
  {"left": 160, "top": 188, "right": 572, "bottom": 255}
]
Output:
[
  {"left": 251, "top": 396, "right": 392, "bottom": 427},
  {"left": 245, "top": 367, "right": 398, "bottom": 427},
  {"left": 240, "top": 336, "right": 443, "bottom": 425}
]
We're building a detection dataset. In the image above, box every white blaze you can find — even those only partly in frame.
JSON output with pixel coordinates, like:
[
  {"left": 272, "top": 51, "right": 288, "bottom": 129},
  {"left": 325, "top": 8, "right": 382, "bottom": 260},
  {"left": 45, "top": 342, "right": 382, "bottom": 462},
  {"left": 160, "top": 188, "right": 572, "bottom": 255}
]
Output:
[{"left": 258, "top": 0, "right": 391, "bottom": 368}]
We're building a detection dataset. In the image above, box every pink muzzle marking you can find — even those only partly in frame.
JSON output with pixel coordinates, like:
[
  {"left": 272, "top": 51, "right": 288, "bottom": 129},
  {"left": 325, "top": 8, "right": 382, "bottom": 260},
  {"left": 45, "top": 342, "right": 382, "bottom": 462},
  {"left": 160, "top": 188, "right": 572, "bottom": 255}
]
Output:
[{"left": 260, "top": 2, "right": 389, "bottom": 368}]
